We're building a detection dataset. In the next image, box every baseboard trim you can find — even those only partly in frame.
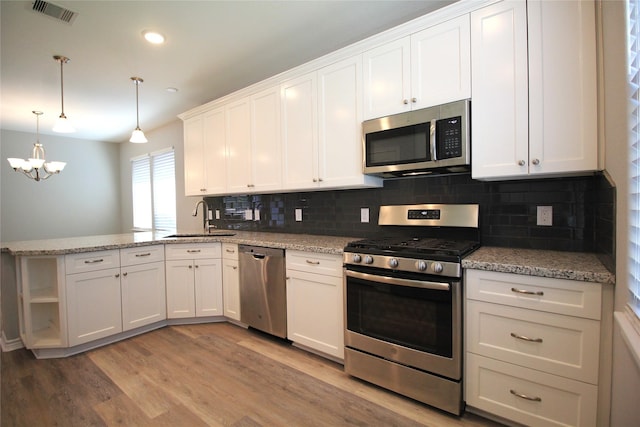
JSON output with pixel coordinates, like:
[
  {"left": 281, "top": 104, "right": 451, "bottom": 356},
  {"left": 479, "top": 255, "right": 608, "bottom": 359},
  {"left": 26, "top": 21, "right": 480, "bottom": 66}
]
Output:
[{"left": 1, "top": 331, "right": 24, "bottom": 352}]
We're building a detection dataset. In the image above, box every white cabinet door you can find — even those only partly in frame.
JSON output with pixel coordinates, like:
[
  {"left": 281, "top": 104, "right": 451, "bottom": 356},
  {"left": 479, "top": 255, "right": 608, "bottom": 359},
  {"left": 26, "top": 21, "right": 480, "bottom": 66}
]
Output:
[
  {"left": 194, "top": 258, "right": 223, "bottom": 317},
  {"left": 226, "top": 97, "right": 252, "bottom": 193},
  {"left": 281, "top": 72, "right": 318, "bottom": 189},
  {"left": 121, "top": 261, "right": 166, "bottom": 331},
  {"left": 183, "top": 115, "right": 206, "bottom": 196},
  {"left": 411, "top": 14, "right": 471, "bottom": 109},
  {"left": 202, "top": 107, "right": 227, "bottom": 194},
  {"left": 251, "top": 86, "right": 282, "bottom": 193},
  {"left": 222, "top": 258, "right": 240, "bottom": 321},
  {"left": 363, "top": 37, "right": 412, "bottom": 119},
  {"left": 165, "top": 260, "right": 196, "bottom": 319},
  {"left": 527, "top": 0, "right": 597, "bottom": 175},
  {"left": 66, "top": 267, "right": 122, "bottom": 346},
  {"left": 317, "top": 56, "right": 367, "bottom": 188},
  {"left": 287, "top": 270, "right": 344, "bottom": 359},
  {"left": 471, "top": 0, "right": 529, "bottom": 179}
]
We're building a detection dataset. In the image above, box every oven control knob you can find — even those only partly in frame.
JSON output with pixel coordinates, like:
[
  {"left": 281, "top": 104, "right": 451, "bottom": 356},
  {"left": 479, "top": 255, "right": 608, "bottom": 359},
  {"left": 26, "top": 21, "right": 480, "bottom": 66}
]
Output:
[
  {"left": 364, "top": 255, "right": 374, "bottom": 264},
  {"left": 432, "top": 262, "right": 444, "bottom": 274},
  {"left": 388, "top": 258, "right": 399, "bottom": 268},
  {"left": 416, "top": 260, "right": 427, "bottom": 271},
  {"left": 352, "top": 254, "right": 362, "bottom": 263}
]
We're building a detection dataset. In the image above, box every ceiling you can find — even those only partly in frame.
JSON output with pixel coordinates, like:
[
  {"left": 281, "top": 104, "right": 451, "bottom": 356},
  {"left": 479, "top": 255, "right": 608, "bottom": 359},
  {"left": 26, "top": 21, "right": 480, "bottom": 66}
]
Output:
[{"left": 0, "top": 0, "right": 455, "bottom": 143}]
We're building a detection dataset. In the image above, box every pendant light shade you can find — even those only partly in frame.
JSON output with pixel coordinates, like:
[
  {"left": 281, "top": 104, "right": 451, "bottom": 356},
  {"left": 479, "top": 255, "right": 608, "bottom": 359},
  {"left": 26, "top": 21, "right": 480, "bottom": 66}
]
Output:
[
  {"left": 52, "top": 55, "right": 75, "bottom": 133},
  {"left": 7, "top": 111, "right": 66, "bottom": 181},
  {"left": 130, "top": 76, "right": 148, "bottom": 143}
]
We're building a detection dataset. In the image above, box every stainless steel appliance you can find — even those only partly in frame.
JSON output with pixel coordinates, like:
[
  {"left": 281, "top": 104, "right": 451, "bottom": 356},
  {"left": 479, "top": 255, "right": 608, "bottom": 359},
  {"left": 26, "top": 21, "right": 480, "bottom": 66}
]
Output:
[
  {"left": 363, "top": 99, "right": 470, "bottom": 178},
  {"left": 239, "top": 245, "right": 287, "bottom": 339},
  {"left": 343, "top": 204, "right": 480, "bottom": 415}
]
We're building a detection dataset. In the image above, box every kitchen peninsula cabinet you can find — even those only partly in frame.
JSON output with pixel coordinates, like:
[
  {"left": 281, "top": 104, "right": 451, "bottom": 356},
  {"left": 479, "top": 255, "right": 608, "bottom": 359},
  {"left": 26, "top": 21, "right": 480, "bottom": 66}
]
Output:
[
  {"left": 222, "top": 243, "right": 241, "bottom": 321},
  {"left": 66, "top": 250, "right": 122, "bottom": 347},
  {"left": 464, "top": 269, "right": 604, "bottom": 426},
  {"left": 183, "top": 109, "right": 226, "bottom": 195},
  {"left": 470, "top": 0, "right": 598, "bottom": 180},
  {"left": 362, "top": 14, "right": 471, "bottom": 120},
  {"left": 286, "top": 250, "right": 344, "bottom": 360},
  {"left": 17, "top": 255, "right": 67, "bottom": 349},
  {"left": 281, "top": 56, "right": 382, "bottom": 191},
  {"left": 165, "top": 243, "right": 223, "bottom": 319}
]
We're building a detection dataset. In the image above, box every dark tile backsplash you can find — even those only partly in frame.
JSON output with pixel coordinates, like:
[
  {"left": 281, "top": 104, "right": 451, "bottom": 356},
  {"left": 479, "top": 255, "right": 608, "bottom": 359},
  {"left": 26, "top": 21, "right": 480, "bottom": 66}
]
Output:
[{"left": 204, "top": 172, "right": 615, "bottom": 270}]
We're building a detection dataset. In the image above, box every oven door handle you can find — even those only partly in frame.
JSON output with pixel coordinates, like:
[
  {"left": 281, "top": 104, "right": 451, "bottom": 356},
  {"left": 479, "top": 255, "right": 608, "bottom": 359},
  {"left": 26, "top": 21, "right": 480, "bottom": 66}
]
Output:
[{"left": 345, "top": 270, "right": 451, "bottom": 291}]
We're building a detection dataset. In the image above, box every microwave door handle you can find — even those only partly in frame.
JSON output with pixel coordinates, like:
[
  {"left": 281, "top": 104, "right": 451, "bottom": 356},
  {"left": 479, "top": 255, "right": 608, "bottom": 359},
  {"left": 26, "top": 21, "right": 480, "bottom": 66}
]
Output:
[
  {"left": 345, "top": 270, "right": 451, "bottom": 291},
  {"left": 430, "top": 119, "right": 437, "bottom": 161}
]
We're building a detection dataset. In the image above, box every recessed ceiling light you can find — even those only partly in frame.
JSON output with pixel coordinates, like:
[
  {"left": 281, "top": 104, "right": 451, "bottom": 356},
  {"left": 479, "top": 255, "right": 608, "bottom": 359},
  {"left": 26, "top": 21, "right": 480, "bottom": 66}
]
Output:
[{"left": 142, "top": 30, "right": 165, "bottom": 44}]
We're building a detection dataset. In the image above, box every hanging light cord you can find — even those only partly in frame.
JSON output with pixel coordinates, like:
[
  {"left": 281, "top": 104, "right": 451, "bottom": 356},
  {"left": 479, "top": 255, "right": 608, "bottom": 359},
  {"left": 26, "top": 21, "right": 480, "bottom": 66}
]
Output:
[
  {"left": 135, "top": 79, "right": 141, "bottom": 129},
  {"left": 55, "top": 56, "right": 69, "bottom": 119}
]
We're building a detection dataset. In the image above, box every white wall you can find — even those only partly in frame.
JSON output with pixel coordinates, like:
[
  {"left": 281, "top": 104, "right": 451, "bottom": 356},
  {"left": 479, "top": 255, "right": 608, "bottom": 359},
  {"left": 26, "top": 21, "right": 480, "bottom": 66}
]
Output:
[
  {"left": 602, "top": 1, "right": 640, "bottom": 426},
  {"left": 0, "top": 129, "right": 121, "bottom": 241},
  {"left": 118, "top": 119, "right": 205, "bottom": 234}
]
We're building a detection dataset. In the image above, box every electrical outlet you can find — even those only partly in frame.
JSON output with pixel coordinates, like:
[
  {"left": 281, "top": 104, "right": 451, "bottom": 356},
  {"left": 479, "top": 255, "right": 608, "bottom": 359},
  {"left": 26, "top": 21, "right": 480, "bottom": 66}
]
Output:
[
  {"left": 295, "top": 208, "right": 303, "bottom": 222},
  {"left": 254, "top": 208, "right": 260, "bottom": 221},
  {"left": 360, "top": 207, "right": 370, "bottom": 223},
  {"left": 537, "top": 206, "right": 553, "bottom": 226},
  {"left": 215, "top": 210, "right": 220, "bottom": 220},
  {"left": 207, "top": 209, "right": 213, "bottom": 221},
  {"left": 244, "top": 209, "right": 253, "bottom": 221}
]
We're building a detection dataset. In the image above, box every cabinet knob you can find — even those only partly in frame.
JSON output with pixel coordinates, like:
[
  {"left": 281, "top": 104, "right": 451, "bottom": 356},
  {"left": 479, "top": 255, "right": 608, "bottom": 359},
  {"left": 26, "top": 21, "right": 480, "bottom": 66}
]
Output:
[
  {"left": 531, "top": 158, "right": 540, "bottom": 165},
  {"left": 115, "top": 273, "right": 120, "bottom": 278},
  {"left": 318, "top": 177, "right": 323, "bottom": 182},
  {"left": 518, "top": 160, "right": 525, "bottom": 166},
  {"left": 232, "top": 266, "right": 238, "bottom": 270},
  {"left": 411, "top": 97, "right": 417, "bottom": 103},
  {"left": 312, "top": 178, "right": 317, "bottom": 182},
  {"left": 195, "top": 265, "right": 199, "bottom": 268},
  {"left": 200, "top": 188, "right": 206, "bottom": 192},
  {"left": 403, "top": 99, "right": 409, "bottom": 105},
  {"left": 188, "top": 265, "right": 193, "bottom": 269},
  {"left": 123, "top": 272, "right": 128, "bottom": 277},
  {"left": 247, "top": 184, "right": 255, "bottom": 188}
]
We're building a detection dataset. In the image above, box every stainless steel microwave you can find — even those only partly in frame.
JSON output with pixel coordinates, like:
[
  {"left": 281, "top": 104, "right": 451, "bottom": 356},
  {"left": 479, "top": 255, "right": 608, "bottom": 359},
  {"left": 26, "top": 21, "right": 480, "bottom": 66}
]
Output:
[{"left": 362, "top": 99, "right": 470, "bottom": 178}]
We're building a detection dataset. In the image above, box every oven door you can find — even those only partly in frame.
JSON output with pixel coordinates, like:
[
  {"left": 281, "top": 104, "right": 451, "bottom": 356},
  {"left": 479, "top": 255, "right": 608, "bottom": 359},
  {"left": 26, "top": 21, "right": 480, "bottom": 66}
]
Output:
[{"left": 344, "top": 266, "right": 461, "bottom": 380}]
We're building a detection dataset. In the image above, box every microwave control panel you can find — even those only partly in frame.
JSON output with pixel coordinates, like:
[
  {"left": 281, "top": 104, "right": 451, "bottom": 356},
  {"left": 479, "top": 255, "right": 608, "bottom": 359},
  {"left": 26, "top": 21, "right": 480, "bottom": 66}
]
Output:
[{"left": 436, "top": 116, "right": 462, "bottom": 159}]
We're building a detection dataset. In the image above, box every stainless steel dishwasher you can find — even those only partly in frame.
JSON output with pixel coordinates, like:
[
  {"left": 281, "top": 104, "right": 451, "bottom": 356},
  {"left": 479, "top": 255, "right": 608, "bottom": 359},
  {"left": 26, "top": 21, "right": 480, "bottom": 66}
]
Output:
[{"left": 238, "top": 245, "right": 287, "bottom": 339}]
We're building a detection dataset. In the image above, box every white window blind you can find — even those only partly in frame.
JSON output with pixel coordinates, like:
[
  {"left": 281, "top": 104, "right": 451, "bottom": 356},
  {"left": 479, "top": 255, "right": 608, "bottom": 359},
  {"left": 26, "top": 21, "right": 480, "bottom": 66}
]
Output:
[
  {"left": 629, "top": 0, "right": 640, "bottom": 317},
  {"left": 131, "top": 148, "right": 176, "bottom": 231}
]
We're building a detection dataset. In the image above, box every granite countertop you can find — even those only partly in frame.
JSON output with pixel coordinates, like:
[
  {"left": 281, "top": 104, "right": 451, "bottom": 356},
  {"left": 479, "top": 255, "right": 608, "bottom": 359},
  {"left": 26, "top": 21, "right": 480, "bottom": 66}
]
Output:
[
  {"left": 0, "top": 230, "right": 358, "bottom": 257},
  {"left": 462, "top": 246, "right": 615, "bottom": 285}
]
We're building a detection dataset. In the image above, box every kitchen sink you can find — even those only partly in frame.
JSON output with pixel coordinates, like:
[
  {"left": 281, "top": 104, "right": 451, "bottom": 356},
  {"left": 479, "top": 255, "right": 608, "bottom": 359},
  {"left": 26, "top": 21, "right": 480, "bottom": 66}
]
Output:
[{"left": 163, "top": 232, "right": 236, "bottom": 238}]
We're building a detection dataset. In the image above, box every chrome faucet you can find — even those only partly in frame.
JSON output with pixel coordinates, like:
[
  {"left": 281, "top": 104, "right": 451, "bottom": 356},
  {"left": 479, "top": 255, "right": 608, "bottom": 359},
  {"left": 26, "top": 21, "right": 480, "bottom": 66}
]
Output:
[{"left": 192, "top": 200, "right": 216, "bottom": 233}]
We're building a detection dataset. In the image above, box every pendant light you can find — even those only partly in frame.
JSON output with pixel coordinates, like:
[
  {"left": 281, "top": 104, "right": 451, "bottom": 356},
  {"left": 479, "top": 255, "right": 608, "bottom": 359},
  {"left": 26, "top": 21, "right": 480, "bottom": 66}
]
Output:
[
  {"left": 7, "top": 111, "right": 66, "bottom": 181},
  {"left": 52, "top": 55, "right": 75, "bottom": 133},
  {"left": 130, "top": 76, "right": 148, "bottom": 143}
]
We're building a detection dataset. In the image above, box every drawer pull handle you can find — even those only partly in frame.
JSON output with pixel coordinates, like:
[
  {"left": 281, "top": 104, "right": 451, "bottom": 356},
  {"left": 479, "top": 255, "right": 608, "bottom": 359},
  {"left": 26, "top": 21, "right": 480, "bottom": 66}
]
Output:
[
  {"left": 510, "top": 332, "right": 543, "bottom": 343},
  {"left": 306, "top": 260, "right": 320, "bottom": 265},
  {"left": 511, "top": 287, "right": 544, "bottom": 296},
  {"left": 84, "top": 259, "right": 104, "bottom": 264},
  {"left": 187, "top": 249, "right": 201, "bottom": 253},
  {"left": 510, "top": 389, "right": 542, "bottom": 402},
  {"left": 135, "top": 253, "right": 151, "bottom": 257},
  {"left": 225, "top": 249, "right": 235, "bottom": 253}
]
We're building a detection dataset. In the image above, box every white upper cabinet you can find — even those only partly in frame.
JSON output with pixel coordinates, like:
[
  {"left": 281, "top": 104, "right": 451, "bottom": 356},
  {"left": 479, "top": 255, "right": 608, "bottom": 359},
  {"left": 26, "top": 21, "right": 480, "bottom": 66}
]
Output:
[
  {"left": 282, "top": 56, "right": 383, "bottom": 191},
  {"left": 225, "top": 97, "right": 252, "bottom": 193},
  {"left": 471, "top": 0, "right": 598, "bottom": 180},
  {"left": 183, "top": 109, "right": 226, "bottom": 196},
  {"left": 363, "top": 14, "right": 471, "bottom": 120},
  {"left": 250, "top": 86, "right": 282, "bottom": 193}
]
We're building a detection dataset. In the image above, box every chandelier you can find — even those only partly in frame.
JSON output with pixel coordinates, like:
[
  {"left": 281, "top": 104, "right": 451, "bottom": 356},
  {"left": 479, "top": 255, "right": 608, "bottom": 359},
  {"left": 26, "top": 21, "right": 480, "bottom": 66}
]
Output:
[{"left": 7, "top": 111, "right": 66, "bottom": 181}]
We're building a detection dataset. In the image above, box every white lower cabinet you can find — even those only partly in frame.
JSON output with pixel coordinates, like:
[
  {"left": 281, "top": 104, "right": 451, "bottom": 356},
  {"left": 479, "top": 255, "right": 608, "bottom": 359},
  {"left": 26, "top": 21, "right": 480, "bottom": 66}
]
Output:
[
  {"left": 222, "top": 243, "right": 241, "bottom": 321},
  {"left": 285, "top": 250, "right": 344, "bottom": 360},
  {"left": 165, "top": 243, "right": 223, "bottom": 319},
  {"left": 464, "top": 269, "right": 603, "bottom": 427},
  {"left": 66, "top": 251, "right": 123, "bottom": 347}
]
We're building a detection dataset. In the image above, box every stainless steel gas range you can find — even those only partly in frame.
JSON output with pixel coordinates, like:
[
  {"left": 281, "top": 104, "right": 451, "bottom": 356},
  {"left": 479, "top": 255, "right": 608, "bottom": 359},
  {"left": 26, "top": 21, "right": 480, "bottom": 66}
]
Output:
[{"left": 343, "top": 204, "right": 480, "bottom": 415}]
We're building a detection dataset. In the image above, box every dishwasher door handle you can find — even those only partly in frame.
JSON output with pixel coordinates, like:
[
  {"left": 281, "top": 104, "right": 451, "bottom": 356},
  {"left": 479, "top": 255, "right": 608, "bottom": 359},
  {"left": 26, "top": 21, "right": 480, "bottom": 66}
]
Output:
[{"left": 252, "top": 253, "right": 266, "bottom": 260}]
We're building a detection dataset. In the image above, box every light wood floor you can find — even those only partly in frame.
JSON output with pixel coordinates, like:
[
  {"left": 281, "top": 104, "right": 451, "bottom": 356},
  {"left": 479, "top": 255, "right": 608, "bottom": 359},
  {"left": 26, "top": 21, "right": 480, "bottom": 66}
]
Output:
[{"left": 2, "top": 323, "right": 504, "bottom": 426}]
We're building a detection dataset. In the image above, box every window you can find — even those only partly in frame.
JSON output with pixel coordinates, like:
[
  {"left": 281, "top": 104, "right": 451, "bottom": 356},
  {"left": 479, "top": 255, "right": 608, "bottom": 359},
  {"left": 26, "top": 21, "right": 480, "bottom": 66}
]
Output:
[
  {"left": 132, "top": 148, "right": 176, "bottom": 231},
  {"left": 630, "top": 0, "right": 640, "bottom": 318}
]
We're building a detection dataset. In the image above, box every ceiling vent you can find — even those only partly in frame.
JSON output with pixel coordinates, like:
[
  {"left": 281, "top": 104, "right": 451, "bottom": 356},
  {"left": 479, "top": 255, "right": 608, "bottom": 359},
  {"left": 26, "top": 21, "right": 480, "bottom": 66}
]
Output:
[{"left": 30, "top": 0, "right": 78, "bottom": 24}]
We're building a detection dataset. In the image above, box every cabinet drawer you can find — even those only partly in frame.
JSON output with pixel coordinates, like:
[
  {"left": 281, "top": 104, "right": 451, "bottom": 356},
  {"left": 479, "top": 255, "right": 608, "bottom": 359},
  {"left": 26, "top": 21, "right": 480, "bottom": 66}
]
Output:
[
  {"left": 222, "top": 243, "right": 239, "bottom": 261},
  {"left": 165, "top": 243, "right": 221, "bottom": 260},
  {"left": 466, "top": 353, "right": 597, "bottom": 427},
  {"left": 465, "top": 269, "right": 602, "bottom": 319},
  {"left": 467, "top": 300, "right": 600, "bottom": 384},
  {"left": 286, "top": 250, "right": 342, "bottom": 277},
  {"left": 65, "top": 250, "right": 120, "bottom": 274},
  {"left": 120, "top": 245, "right": 165, "bottom": 266}
]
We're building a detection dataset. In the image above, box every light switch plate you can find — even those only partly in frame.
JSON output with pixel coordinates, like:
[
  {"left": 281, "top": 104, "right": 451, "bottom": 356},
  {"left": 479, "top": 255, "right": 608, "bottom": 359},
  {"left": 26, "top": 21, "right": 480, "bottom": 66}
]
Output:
[
  {"left": 244, "top": 209, "right": 253, "bottom": 221},
  {"left": 295, "top": 208, "right": 303, "bottom": 222},
  {"left": 360, "top": 207, "right": 370, "bottom": 223},
  {"left": 215, "top": 210, "right": 220, "bottom": 220},
  {"left": 254, "top": 208, "right": 260, "bottom": 221},
  {"left": 207, "top": 209, "right": 213, "bottom": 221}
]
